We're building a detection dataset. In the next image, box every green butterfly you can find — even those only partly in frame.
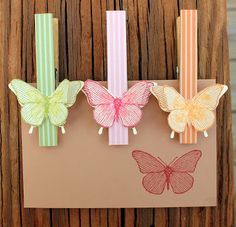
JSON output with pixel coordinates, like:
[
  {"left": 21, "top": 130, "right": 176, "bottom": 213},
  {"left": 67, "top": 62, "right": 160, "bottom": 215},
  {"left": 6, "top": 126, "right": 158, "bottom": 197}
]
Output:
[{"left": 9, "top": 79, "right": 84, "bottom": 134}]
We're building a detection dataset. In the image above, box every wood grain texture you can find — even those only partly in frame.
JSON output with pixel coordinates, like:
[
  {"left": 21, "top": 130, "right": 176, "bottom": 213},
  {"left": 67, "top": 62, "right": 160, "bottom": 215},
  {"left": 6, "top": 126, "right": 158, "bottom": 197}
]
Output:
[{"left": 0, "top": 0, "right": 233, "bottom": 226}]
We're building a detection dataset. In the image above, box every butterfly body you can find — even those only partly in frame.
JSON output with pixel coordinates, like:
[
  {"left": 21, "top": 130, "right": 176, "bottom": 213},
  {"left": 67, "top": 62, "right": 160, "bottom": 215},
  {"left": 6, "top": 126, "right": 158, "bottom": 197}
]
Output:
[
  {"left": 132, "top": 150, "right": 202, "bottom": 195},
  {"left": 113, "top": 97, "right": 122, "bottom": 121},
  {"left": 163, "top": 165, "right": 173, "bottom": 190},
  {"left": 176, "top": 100, "right": 208, "bottom": 127}
]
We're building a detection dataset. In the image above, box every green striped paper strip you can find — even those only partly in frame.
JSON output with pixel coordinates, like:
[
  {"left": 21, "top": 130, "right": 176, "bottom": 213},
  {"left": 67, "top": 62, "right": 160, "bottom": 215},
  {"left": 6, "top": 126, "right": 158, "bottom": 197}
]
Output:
[{"left": 35, "top": 14, "right": 57, "bottom": 146}]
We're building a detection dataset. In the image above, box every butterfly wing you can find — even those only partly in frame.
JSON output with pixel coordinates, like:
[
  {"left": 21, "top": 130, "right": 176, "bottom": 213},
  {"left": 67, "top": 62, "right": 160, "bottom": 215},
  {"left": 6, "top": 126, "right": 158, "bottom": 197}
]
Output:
[
  {"left": 143, "top": 172, "right": 167, "bottom": 195},
  {"left": 132, "top": 150, "right": 167, "bottom": 194},
  {"left": 122, "top": 81, "right": 154, "bottom": 106},
  {"left": 190, "top": 108, "right": 215, "bottom": 132},
  {"left": 151, "top": 85, "right": 168, "bottom": 111},
  {"left": 190, "top": 84, "right": 228, "bottom": 131},
  {"left": 48, "top": 104, "right": 68, "bottom": 126},
  {"left": 170, "top": 150, "right": 202, "bottom": 172},
  {"left": 132, "top": 150, "right": 166, "bottom": 173},
  {"left": 169, "top": 150, "right": 202, "bottom": 194},
  {"left": 119, "top": 105, "right": 142, "bottom": 127},
  {"left": 119, "top": 81, "right": 153, "bottom": 127},
  {"left": 168, "top": 110, "right": 188, "bottom": 133},
  {"left": 192, "top": 84, "right": 228, "bottom": 110},
  {"left": 66, "top": 80, "right": 84, "bottom": 107},
  {"left": 93, "top": 104, "right": 116, "bottom": 127},
  {"left": 151, "top": 85, "right": 186, "bottom": 112},
  {"left": 169, "top": 172, "right": 194, "bottom": 194},
  {"left": 83, "top": 80, "right": 115, "bottom": 127},
  {"left": 8, "top": 79, "right": 45, "bottom": 126},
  {"left": 48, "top": 79, "right": 83, "bottom": 126},
  {"left": 151, "top": 85, "right": 188, "bottom": 133}
]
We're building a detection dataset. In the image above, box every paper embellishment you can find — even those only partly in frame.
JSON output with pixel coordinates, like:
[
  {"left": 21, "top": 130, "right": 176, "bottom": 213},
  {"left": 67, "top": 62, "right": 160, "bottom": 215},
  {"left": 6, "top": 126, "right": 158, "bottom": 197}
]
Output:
[
  {"left": 132, "top": 150, "right": 202, "bottom": 195},
  {"left": 22, "top": 80, "right": 217, "bottom": 208},
  {"left": 151, "top": 84, "right": 228, "bottom": 139},
  {"left": 83, "top": 80, "right": 154, "bottom": 138},
  {"left": 9, "top": 79, "right": 84, "bottom": 135},
  {"left": 178, "top": 10, "right": 198, "bottom": 144},
  {"left": 106, "top": 11, "right": 128, "bottom": 145}
]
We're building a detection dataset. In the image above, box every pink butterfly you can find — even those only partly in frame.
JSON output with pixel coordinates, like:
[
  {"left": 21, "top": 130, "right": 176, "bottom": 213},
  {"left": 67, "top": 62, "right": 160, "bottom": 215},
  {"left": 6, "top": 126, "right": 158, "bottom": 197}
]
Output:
[
  {"left": 83, "top": 80, "right": 154, "bottom": 135},
  {"left": 132, "top": 150, "right": 202, "bottom": 195}
]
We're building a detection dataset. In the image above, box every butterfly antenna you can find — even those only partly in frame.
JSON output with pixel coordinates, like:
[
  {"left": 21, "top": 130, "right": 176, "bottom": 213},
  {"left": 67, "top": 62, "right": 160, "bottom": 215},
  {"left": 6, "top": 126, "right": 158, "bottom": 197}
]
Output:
[
  {"left": 98, "top": 127, "right": 103, "bottom": 135},
  {"left": 28, "top": 126, "right": 35, "bottom": 134},
  {"left": 157, "top": 157, "right": 167, "bottom": 166},
  {"left": 170, "top": 131, "right": 175, "bottom": 139},
  {"left": 132, "top": 127, "right": 137, "bottom": 135},
  {"left": 60, "top": 126, "right": 66, "bottom": 134},
  {"left": 203, "top": 131, "right": 208, "bottom": 138},
  {"left": 169, "top": 157, "right": 178, "bottom": 166}
]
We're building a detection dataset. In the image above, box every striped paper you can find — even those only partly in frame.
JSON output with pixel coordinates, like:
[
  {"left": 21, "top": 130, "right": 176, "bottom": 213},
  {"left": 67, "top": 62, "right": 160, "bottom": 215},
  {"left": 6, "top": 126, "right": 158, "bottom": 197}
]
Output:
[
  {"left": 180, "top": 10, "right": 197, "bottom": 144},
  {"left": 35, "top": 14, "right": 58, "bottom": 146},
  {"left": 106, "top": 11, "right": 128, "bottom": 145}
]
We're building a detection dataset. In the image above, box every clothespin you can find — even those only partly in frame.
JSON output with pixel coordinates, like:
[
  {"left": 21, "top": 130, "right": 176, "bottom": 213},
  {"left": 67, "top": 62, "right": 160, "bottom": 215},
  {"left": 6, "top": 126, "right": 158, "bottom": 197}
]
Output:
[
  {"left": 106, "top": 11, "right": 128, "bottom": 145},
  {"left": 35, "top": 14, "right": 59, "bottom": 146},
  {"left": 177, "top": 10, "right": 198, "bottom": 144},
  {"left": 53, "top": 18, "right": 59, "bottom": 87}
]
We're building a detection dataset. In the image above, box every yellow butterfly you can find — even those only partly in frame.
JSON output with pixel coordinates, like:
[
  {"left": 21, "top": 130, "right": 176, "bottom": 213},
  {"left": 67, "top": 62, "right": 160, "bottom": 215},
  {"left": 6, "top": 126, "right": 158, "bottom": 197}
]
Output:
[
  {"left": 9, "top": 79, "right": 84, "bottom": 134},
  {"left": 151, "top": 84, "right": 228, "bottom": 138}
]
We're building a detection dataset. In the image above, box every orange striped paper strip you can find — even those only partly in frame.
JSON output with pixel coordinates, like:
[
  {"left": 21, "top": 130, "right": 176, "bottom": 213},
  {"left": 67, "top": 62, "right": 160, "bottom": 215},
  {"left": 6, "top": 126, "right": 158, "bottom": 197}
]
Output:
[{"left": 180, "top": 10, "right": 198, "bottom": 144}]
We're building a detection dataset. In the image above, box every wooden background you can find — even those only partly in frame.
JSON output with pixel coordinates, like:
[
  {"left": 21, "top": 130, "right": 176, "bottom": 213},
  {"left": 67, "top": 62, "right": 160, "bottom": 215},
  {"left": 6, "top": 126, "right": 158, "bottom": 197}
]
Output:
[{"left": 0, "top": 0, "right": 234, "bottom": 226}]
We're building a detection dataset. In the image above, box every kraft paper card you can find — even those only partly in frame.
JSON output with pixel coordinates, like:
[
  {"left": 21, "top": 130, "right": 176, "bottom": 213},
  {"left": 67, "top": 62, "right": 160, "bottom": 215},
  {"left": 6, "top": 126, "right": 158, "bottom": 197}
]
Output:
[{"left": 22, "top": 80, "right": 217, "bottom": 208}]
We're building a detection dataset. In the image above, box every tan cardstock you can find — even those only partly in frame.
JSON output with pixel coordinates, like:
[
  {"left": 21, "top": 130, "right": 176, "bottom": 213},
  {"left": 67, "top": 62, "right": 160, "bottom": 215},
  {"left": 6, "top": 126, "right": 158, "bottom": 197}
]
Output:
[{"left": 22, "top": 80, "right": 217, "bottom": 208}]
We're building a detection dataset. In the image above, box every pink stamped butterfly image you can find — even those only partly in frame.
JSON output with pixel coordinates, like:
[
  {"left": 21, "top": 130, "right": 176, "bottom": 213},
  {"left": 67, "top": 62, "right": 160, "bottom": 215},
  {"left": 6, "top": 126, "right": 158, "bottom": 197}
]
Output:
[
  {"left": 132, "top": 150, "right": 202, "bottom": 195},
  {"left": 83, "top": 80, "right": 154, "bottom": 135}
]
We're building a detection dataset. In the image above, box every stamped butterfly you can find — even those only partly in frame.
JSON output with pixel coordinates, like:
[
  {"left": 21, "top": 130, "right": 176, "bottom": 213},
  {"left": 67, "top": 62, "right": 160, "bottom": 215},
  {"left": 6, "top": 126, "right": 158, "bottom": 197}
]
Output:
[{"left": 132, "top": 150, "right": 202, "bottom": 195}]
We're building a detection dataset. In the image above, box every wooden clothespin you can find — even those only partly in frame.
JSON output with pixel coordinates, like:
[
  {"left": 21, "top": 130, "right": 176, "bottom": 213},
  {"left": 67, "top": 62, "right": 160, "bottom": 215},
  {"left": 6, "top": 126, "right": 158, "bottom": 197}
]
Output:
[
  {"left": 106, "top": 11, "right": 128, "bottom": 145},
  {"left": 177, "top": 10, "right": 198, "bottom": 144},
  {"left": 35, "top": 14, "right": 59, "bottom": 146}
]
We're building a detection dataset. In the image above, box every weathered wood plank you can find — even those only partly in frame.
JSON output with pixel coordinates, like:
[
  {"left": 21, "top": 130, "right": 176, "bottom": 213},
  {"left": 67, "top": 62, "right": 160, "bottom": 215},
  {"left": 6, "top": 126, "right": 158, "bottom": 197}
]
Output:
[
  {"left": 90, "top": 209, "right": 108, "bottom": 227},
  {"left": 136, "top": 208, "right": 154, "bottom": 227},
  {"left": 108, "top": 209, "right": 121, "bottom": 227},
  {"left": 69, "top": 209, "right": 81, "bottom": 227},
  {"left": 0, "top": 0, "right": 22, "bottom": 226},
  {"left": 124, "top": 209, "right": 135, "bottom": 227},
  {"left": 154, "top": 209, "right": 168, "bottom": 227},
  {"left": 91, "top": 0, "right": 105, "bottom": 80},
  {"left": 80, "top": 209, "right": 90, "bottom": 227},
  {"left": 51, "top": 209, "right": 70, "bottom": 227},
  {"left": 0, "top": 0, "right": 233, "bottom": 227}
]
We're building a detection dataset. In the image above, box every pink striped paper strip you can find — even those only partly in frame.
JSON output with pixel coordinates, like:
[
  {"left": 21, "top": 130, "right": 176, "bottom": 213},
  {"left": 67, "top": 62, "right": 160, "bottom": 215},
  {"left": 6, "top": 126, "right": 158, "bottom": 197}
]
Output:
[
  {"left": 180, "top": 10, "right": 198, "bottom": 144},
  {"left": 106, "top": 11, "right": 128, "bottom": 145}
]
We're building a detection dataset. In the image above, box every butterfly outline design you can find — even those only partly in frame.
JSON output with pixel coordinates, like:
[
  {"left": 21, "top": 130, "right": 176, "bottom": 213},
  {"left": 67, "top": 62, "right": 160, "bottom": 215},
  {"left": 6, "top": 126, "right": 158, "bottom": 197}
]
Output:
[{"left": 132, "top": 150, "right": 202, "bottom": 195}]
